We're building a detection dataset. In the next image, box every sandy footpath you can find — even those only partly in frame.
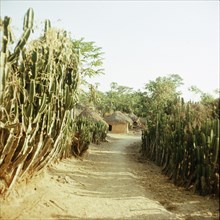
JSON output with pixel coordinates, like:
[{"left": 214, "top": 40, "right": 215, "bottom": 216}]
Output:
[{"left": 0, "top": 133, "right": 219, "bottom": 220}]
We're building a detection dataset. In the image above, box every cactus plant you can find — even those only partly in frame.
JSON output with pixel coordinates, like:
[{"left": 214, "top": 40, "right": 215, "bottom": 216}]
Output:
[
  {"left": 141, "top": 96, "right": 219, "bottom": 195},
  {"left": 0, "top": 8, "right": 82, "bottom": 195}
]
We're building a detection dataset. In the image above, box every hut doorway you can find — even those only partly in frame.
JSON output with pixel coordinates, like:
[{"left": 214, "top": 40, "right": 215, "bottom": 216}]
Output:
[{"left": 109, "top": 125, "right": 112, "bottom": 131}]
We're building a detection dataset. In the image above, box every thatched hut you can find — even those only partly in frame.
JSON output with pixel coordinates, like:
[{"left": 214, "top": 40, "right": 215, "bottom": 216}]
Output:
[
  {"left": 104, "top": 111, "right": 133, "bottom": 133},
  {"left": 79, "top": 108, "right": 108, "bottom": 143},
  {"left": 126, "top": 112, "right": 140, "bottom": 128},
  {"left": 78, "top": 108, "right": 108, "bottom": 127},
  {"left": 139, "top": 117, "right": 147, "bottom": 129}
]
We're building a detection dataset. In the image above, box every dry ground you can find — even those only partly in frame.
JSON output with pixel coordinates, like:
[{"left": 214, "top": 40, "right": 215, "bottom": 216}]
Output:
[{"left": 0, "top": 133, "right": 219, "bottom": 220}]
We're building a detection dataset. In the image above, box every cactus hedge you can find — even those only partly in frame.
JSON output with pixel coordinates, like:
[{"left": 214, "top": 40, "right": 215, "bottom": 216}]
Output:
[
  {"left": 0, "top": 8, "right": 107, "bottom": 195},
  {"left": 141, "top": 97, "right": 219, "bottom": 196},
  {"left": 73, "top": 118, "right": 108, "bottom": 157}
]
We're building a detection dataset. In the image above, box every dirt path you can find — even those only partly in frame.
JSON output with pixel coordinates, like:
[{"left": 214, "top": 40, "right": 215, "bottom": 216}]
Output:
[{"left": 0, "top": 133, "right": 219, "bottom": 220}]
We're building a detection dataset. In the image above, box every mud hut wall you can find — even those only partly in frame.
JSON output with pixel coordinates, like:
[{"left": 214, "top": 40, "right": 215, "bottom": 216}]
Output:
[{"left": 110, "top": 123, "right": 129, "bottom": 133}]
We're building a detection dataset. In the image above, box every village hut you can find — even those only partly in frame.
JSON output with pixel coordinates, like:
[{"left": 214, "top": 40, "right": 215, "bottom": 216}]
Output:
[
  {"left": 126, "top": 112, "right": 140, "bottom": 128},
  {"left": 139, "top": 117, "right": 147, "bottom": 129},
  {"left": 73, "top": 103, "right": 86, "bottom": 118},
  {"left": 104, "top": 111, "right": 133, "bottom": 133},
  {"left": 78, "top": 108, "right": 108, "bottom": 127}
]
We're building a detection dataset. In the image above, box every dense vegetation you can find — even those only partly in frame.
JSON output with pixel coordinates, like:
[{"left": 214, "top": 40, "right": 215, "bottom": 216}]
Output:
[
  {"left": 139, "top": 75, "right": 219, "bottom": 196},
  {"left": 0, "top": 9, "right": 219, "bottom": 197}
]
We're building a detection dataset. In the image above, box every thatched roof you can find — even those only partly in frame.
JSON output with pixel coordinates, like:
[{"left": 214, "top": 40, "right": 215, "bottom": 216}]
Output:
[
  {"left": 79, "top": 108, "right": 108, "bottom": 126},
  {"left": 139, "top": 117, "right": 147, "bottom": 128},
  {"left": 139, "top": 117, "right": 147, "bottom": 124},
  {"left": 104, "top": 111, "right": 133, "bottom": 125},
  {"left": 74, "top": 108, "right": 83, "bottom": 117},
  {"left": 126, "top": 112, "right": 139, "bottom": 122}
]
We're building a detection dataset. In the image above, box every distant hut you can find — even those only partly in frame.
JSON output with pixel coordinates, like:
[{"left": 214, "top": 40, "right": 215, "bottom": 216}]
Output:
[
  {"left": 126, "top": 112, "right": 140, "bottom": 128},
  {"left": 74, "top": 103, "right": 85, "bottom": 118},
  {"left": 78, "top": 108, "right": 108, "bottom": 127},
  {"left": 104, "top": 111, "right": 133, "bottom": 133},
  {"left": 139, "top": 117, "right": 147, "bottom": 129}
]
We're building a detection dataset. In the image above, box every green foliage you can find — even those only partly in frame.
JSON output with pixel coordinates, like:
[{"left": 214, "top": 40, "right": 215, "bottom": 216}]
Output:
[
  {"left": 72, "top": 38, "right": 104, "bottom": 78},
  {"left": 92, "top": 82, "right": 140, "bottom": 115},
  {"left": 87, "top": 75, "right": 184, "bottom": 118},
  {"left": 144, "top": 74, "right": 183, "bottom": 110},
  {"left": 189, "top": 85, "right": 216, "bottom": 104}
]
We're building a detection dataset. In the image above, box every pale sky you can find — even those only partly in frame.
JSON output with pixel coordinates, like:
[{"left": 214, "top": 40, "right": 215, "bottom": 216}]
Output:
[{"left": 1, "top": 0, "right": 219, "bottom": 100}]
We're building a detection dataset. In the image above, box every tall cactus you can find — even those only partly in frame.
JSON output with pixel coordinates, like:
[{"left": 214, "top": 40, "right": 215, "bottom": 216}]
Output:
[
  {"left": 141, "top": 96, "right": 219, "bottom": 196},
  {"left": 0, "top": 16, "right": 12, "bottom": 98},
  {"left": 8, "top": 8, "right": 34, "bottom": 62},
  {"left": 0, "top": 8, "right": 81, "bottom": 195}
]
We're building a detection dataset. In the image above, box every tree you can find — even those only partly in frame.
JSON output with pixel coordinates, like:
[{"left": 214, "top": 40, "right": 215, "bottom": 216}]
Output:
[
  {"left": 141, "top": 74, "right": 184, "bottom": 124},
  {"left": 72, "top": 38, "right": 105, "bottom": 108},
  {"left": 72, "top": 38, "right": 104, "bottom": 78},
  {"left": 189, "top": 85, "right": 215, "bottom": 104},
  {"left": 105, "top": 82, "right": 135, "bottom": 113},
  {"left": 144, "top": 74, "right": 183, "bottom": 109},
  {"left": 145, "top": 74, "right": 183, "bottom": 99}
]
